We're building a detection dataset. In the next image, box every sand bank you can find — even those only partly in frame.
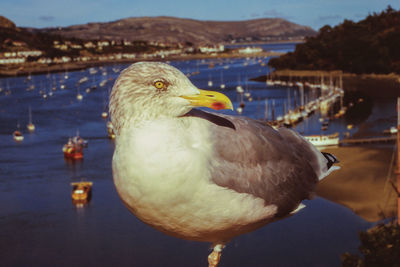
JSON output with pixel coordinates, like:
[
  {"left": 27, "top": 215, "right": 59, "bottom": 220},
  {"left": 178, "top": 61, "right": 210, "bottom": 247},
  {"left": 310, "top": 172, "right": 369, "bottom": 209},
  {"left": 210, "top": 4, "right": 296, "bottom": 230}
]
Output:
[{"left": 317, "top": 145, "right": 398, "bottom": 222}]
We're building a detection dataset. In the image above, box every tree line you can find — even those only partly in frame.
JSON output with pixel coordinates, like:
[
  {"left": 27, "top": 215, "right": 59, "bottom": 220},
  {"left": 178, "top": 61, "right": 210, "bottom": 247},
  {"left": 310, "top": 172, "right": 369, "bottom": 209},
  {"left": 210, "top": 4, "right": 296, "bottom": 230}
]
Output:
[{"left": 268, "top": 6, "right": 400, "bottom": 74}]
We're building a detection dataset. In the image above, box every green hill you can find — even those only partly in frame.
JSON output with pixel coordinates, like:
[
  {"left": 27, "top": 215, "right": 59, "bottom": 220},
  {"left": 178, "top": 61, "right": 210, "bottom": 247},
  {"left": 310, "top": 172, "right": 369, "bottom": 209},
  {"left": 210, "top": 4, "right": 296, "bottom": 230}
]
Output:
[{"left": 268, "top": 6, "right": 400, "bottom": 74}]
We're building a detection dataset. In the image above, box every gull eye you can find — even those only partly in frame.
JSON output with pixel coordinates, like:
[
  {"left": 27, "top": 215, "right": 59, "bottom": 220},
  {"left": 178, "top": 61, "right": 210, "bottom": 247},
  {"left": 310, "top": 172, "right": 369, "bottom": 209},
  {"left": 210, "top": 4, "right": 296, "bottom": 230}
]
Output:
[{"left": 154, "top": 81, "right": 165, "bottom": 90}]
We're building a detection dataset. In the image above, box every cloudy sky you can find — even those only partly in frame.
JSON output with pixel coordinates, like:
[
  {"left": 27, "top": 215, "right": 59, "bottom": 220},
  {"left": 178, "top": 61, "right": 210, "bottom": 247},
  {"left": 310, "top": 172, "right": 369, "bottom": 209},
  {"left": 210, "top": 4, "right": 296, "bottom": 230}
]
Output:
[{"left": 2, "top": 0, "right": 399, "bottom": 30}]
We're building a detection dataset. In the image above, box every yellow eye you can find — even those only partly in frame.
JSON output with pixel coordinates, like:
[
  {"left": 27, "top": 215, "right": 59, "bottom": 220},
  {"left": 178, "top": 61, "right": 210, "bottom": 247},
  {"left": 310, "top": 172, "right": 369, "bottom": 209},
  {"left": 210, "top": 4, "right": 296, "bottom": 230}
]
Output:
[{"left": 154, "top": 81, "right": 165, "bottom": 89}]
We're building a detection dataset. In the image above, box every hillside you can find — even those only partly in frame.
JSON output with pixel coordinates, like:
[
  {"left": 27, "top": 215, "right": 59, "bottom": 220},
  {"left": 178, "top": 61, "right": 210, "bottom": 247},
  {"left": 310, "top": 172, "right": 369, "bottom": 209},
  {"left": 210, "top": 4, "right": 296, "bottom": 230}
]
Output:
[
  {"left": 0, "top": 15, "right": 16, "bottom": 29},
  {"left": 0, "top": 16, "right": 161, "bottom": 58},
  {"left": 268, "top": 6, "right": 400, "bottom": 74},
  {"left": 32, "top": 16, "right": 316, "bottom": 44}
]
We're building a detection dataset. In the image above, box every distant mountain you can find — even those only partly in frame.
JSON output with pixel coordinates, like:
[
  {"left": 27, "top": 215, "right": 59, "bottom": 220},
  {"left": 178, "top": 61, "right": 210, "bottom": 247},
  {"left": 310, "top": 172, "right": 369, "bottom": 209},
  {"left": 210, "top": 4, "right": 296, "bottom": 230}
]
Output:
[{"left": 32, "top": 16, "right": 316, "bottom": 44}]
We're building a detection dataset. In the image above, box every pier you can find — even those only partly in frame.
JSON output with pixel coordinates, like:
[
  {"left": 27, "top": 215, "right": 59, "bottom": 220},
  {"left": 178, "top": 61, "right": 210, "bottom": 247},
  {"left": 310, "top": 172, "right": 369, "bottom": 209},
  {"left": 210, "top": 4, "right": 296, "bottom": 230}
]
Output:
[{"left": 340, "top": 136, "right": 396, "bottom": 145}]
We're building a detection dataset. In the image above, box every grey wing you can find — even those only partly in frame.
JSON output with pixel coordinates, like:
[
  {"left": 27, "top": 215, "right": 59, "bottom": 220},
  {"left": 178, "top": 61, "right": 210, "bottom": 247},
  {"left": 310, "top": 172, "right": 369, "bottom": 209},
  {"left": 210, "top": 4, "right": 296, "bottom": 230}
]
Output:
[{"left": 209, "top": 115, "right": 320, "bottom": 217}]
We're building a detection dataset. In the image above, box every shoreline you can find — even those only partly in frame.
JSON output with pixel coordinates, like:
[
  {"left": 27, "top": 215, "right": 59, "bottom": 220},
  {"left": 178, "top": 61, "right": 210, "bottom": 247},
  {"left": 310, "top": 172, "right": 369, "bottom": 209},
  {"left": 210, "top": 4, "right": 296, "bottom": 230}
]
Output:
[
  {"left": 0, "top": 51, "right": 283, "bottom": 78},
  {"left": 252, "top": 69, "right": 400, "bottom": 98}
]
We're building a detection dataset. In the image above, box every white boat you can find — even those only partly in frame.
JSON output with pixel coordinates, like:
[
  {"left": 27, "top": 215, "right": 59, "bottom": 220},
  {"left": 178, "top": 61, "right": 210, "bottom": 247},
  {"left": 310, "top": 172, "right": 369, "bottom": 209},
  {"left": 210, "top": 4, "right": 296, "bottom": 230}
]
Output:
[
  {"left": 78, "top": 76, "right": 89, "bottom": 84},
  {"left": 266, "top": 80, "right": 274, "bottom": 86},
  {"left": 89, "top": 67, "right": 98, "bottom": 75},
  {"left": 304, "top": 133, "right": 340, "bottom": 147},
  {"left": 236, "top": 85, "right": 244, "bottom": 93},
  {"left": 13, "top": 130, "right": 24, "bottom": 142},
  {"left": 99, "top": 80, "right": 107, "bottom": 87},
  {"left": 383, "top": 126, "right": 398, "bottom": 135}
]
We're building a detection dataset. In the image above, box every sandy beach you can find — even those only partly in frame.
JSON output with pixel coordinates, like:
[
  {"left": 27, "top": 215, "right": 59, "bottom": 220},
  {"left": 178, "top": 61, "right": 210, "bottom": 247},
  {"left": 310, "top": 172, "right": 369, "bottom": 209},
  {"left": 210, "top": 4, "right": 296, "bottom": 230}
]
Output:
[{"left": 317, "top": 145, "right": 398, "bottom": 222}]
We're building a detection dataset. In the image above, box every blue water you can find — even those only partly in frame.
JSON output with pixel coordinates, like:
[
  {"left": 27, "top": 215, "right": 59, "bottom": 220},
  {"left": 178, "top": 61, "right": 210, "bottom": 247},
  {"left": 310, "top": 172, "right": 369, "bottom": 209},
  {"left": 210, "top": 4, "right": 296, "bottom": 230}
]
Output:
[{"left": 0, "top": 44, "right": 395, "bottom": 266}]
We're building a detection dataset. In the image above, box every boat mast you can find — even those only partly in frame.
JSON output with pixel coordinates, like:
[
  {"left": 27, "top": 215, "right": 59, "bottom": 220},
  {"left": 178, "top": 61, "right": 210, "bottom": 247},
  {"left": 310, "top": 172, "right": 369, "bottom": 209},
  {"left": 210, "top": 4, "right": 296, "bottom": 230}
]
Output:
[
  {"left": 28, "top": 105, "right": 32, "bottom": 124},
  {"left": 397, "top": 97, "right": 400, "bottom": 225},
  {"left": 271, "top": 100, "right": 276, "bottom": 121}
]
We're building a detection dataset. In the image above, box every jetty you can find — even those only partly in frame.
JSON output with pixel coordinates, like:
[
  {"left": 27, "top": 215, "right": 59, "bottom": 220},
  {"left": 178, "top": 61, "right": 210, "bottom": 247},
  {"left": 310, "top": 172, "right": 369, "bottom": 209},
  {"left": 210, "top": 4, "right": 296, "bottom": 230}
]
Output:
[{"left": 340, "top": 136, "right": 396, "bottom": 145}]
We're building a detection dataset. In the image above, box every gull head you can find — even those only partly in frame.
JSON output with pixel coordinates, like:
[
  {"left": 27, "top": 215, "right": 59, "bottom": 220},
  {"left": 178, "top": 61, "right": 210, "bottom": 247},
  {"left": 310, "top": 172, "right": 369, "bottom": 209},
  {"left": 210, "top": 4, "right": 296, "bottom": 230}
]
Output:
[{"left": 109, "top": 62, "right": 232, "bottom": 134}]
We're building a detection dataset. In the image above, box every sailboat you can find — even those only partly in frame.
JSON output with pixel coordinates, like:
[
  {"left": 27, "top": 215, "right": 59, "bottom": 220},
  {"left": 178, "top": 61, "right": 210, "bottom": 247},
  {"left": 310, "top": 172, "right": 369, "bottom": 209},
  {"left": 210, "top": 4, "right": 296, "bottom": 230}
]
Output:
[
  {"left": 107, "top": 121, "right": 116, "bottom": 139},
  {"left": 208, "top": 74, "right": 213, "bottom": 87},
  {"left": 244, "top": 76, "right": 252, "bottom": 101},
  {"left": 76, "top": 85, "right": 83, "bottom": 101},
  {"left": 236, "top": 92, "right": 245, "bottom": 114},
  {"left": 13, "top": 123, "right": 24, "bottom": 142},
  {"left": 101, "top": 92, "right": 108, "bottom": 119},
  {"left": 220, "top": 70, "right": 225, "bottom": 89},
  {"left": 64, "top": 69, "right": 69, "bottom": 80},
  {"left": 27, "top": 106, "right": 35, "bottom": 132}
]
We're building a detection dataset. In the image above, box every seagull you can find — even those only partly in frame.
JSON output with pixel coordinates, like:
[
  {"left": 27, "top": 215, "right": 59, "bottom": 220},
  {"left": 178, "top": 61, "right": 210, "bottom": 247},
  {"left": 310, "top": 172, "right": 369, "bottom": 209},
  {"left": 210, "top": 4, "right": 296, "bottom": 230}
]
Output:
[{"left": 109, "top": 62, "right": 339, "bottom": 267}]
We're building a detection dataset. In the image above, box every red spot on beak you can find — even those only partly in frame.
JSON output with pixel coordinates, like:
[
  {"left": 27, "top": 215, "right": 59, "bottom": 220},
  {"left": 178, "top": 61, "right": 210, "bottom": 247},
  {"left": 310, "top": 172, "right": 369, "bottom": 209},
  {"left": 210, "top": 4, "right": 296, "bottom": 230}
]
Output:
[{"left": 211, "top": 102, "right": 225, "bottom": 110}]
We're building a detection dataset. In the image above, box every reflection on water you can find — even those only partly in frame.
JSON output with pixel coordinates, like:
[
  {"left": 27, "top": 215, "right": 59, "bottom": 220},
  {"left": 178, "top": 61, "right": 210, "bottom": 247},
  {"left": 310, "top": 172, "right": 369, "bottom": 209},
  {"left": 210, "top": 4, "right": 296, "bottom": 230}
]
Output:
[
  {"left": 342, "top": 90, "right": 373, "bottom": 127},
  {"left": 317, "top": 146, "right": 397, "bottom": 223},
  {"left": 0, "top": 43, "right": 398, "bottom": 266}
]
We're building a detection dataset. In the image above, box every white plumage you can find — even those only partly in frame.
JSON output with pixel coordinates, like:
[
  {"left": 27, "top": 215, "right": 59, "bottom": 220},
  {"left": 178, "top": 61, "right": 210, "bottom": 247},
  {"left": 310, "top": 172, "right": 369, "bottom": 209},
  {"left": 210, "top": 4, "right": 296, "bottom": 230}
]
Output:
[{"left": 109, "top": 62, "right": 339, "bottom": 266}]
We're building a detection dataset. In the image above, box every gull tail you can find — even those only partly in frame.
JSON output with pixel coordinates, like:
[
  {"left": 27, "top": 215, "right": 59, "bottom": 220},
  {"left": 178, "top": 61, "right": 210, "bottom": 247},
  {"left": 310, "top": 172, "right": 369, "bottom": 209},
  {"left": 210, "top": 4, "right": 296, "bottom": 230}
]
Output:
[
  {"left": 322, "top": 152, "right": 339, "bottom": 169},
  {"left": 318, "top": 152, "right": 340, "bottom": 180}
]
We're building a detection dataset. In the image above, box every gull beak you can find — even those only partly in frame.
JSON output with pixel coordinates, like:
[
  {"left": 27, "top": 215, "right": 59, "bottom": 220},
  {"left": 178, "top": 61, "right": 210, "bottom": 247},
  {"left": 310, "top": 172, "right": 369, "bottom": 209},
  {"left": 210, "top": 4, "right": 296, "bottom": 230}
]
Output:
[{"left": 180, "top": 89, "right": 233, "bottom": 111}]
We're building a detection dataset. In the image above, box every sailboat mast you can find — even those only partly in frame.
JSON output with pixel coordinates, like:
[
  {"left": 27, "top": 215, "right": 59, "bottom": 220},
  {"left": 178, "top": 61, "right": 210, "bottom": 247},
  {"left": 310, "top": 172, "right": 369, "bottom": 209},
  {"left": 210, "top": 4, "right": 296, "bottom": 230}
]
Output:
[
  {"left": 397, "top": 97, "right": 400, "bottom": 225},
  {"left": 300, "top": 86, "right": 304, "bottom": 108},
  {"left": 28, "top": 106, "right": 32, "bottom": 124},
  {"left": 271, "top": 100, "right": 276, "bottom": 121}
]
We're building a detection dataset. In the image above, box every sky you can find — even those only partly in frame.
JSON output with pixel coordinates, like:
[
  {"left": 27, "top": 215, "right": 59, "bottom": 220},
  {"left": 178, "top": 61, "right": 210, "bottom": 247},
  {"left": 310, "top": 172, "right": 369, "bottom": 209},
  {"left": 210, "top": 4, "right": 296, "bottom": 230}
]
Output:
[{"left": 1, "top": 0, "right": 400, "bottom": 31}]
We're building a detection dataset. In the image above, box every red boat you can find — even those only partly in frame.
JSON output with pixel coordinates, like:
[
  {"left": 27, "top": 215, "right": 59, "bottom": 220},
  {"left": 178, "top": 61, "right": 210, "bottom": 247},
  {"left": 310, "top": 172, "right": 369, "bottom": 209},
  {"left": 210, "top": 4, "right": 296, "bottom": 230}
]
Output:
[{"left": 62, "top": 138, "right": 83, "bottom": 159}]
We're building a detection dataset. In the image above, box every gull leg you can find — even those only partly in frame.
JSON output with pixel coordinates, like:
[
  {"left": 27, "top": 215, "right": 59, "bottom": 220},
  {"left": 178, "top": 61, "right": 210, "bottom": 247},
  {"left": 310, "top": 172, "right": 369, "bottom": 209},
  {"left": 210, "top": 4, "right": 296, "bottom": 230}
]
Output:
[{"left": 208, "top": 244, "right": 224, "bottom": 267}]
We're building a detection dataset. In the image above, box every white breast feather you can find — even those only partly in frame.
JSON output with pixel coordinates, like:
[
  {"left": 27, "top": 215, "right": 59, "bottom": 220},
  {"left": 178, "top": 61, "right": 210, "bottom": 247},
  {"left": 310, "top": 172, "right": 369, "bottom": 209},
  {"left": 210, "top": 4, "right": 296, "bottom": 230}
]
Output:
[{"left": 113, "top": 117, "right": 277, "bottom": 242}]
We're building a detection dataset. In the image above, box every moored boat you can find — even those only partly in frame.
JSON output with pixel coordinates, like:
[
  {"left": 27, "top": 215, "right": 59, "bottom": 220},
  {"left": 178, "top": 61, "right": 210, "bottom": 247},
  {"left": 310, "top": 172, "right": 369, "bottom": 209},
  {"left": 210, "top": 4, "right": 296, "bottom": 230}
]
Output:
[
  {"left": 383, "top": 126, "right": 398, "bottom": 135},
  {"left": 106, "top": 121, "right": 116, "bottom": 139},
  {"left": 13, "top": 130, "right": 24, "bottom": 142},
  {"left": 71, "top": 181, "right": 93, "bottom": 204},
  {"left": 27, "top": 106, "right": 35, "bottom": 133},
  {"left": 63, "top": 138, "right": 84, "bottom": 159},
  {"left": 304, "top": 133, "right": 340, "bottom": 147}
]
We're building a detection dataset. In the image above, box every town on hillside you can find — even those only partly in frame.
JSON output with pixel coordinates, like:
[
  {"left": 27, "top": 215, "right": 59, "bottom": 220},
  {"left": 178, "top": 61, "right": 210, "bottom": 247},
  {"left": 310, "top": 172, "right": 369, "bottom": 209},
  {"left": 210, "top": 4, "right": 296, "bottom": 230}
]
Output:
[{"left": 0, "top": 15, "right": 303, "bottom": 76}]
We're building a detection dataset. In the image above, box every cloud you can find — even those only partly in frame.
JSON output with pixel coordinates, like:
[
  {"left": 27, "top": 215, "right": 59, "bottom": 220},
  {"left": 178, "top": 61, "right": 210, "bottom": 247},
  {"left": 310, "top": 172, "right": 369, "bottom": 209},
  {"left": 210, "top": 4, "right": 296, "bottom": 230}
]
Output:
[
  {"left": 39, "top": 15, "right": 55, "bottom": 22},
  {"left": 263, "top": 10, "right": 281, "bottom": 17},
  {"left": 247, "top": 9, "right": 293, "bottom": 21},
  {"left": 318, "top": 15, "right": 342, "bottom": 21}
]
